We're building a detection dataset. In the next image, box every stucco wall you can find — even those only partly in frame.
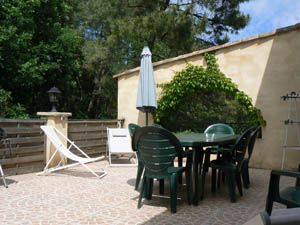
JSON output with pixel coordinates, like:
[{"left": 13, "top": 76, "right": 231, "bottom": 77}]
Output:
[{"left": 116, "top": 26, "right": 300, "bottom": 170}]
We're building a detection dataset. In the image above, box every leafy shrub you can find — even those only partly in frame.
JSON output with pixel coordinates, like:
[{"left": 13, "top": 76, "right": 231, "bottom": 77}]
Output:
[
  {"left": 154, "top": 53, "right": 265, "bottom": 133},
  {"left": 0, "top": 89, "right": 29, "bottom": 119}
]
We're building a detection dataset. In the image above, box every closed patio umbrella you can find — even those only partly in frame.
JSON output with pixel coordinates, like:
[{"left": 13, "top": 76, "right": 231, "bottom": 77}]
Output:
[{"left": 136, "top": 46, "right": 157, "bottom": 125}]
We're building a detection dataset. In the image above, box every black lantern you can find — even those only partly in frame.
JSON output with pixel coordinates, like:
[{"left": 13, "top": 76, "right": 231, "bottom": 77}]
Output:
[{"left": 47, "top": 87, "right": 61, "bottom": 112}]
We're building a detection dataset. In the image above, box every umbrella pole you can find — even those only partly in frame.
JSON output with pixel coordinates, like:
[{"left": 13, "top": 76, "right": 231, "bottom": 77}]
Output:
[{"left": 146, "top": 112, "right": 148, "bottom": 126}]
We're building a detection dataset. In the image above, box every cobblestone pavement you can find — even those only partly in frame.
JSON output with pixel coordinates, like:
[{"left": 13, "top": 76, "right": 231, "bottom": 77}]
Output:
[{"left": 0, "top": 161, "right": 293, "bottom": 225}]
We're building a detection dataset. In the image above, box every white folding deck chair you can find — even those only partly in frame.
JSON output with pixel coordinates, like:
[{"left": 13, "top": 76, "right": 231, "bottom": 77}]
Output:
[
  {"left": 38, "top": 126, "right": 107, "bottom": 178},
  {"left": 0, "top": 127, "right": 8, "bottom": 187},
  {"left": 106, "top": 128, "right": 137, "bottom": 166},
  {"left": 0, "top": 164, "right": 7, "bottom": 188}
]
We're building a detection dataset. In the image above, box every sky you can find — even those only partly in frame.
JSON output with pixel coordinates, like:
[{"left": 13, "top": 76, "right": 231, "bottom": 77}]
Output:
[{"left": 229, "top": 0, "right": 300, "bottom": 41}]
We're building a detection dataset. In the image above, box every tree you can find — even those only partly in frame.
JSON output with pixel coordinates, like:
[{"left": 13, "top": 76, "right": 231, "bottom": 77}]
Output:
[
  {"left": 0, "top": 0, "right": 252, "bottom": 119},
  {"left": 75, "top": 0, "right": 250, "bottom": 65},
  {"left": 0, "top": 0, "right": 84, "bottom": 117},
  {"left": 73, "top": 0, "right": 251, "bottom": 118}
]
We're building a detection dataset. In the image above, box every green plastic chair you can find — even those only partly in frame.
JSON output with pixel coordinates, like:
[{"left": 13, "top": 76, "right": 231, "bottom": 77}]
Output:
[
  {"left": 128, "top": 123, "right": 140, "bottom": 144},
  {"left": 201, "top": 127, "right": 253, "bottom": 202},
  {"left": 265, "top": 166, "right": 300, "bottom": 215},
  {"left": 204, "top": 123, "right": 235, "bottom": 135},
  {"left": 204, "top": 123, "right": 235, "bottom": 159},
  {"left": 129, "top": 123, "right": 166, "bottom": 192},
  {"left": 128, "top": 123, "right": 142, "bottom": 190},
  {"left": 203, "top": 123, "right": 235, "bottom": 189},
  {"left": 241, "top": 126, "right": 260, "bottom": 188},
  {"left": 133, "top": 126, "right": 192, "bottom": 213}
]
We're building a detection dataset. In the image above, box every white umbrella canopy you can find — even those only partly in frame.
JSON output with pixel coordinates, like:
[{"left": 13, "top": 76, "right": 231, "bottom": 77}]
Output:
[{"left": 136, "top": 46, "right": 157, "bottom": 125}]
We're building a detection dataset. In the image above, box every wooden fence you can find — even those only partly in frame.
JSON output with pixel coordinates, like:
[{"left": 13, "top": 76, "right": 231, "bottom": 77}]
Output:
[
  {"left": 68, "top": 120, "right": 120, "bottom": 157},
  {"left": 0, "top": 119, "right": 121, "bottom": 175},
  {"left": 0, "top": 119, "right": 46, "bottom": 175}
]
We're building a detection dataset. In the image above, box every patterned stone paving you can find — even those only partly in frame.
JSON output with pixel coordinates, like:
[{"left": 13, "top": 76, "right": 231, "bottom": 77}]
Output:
[{"left": 0, "top": 161, "right": 294, "bottom": 225}]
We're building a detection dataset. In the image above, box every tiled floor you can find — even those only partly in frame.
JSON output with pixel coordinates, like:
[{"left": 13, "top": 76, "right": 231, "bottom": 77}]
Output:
[{"left": 0, "top": 161, "right": 292, "bottom": 225}]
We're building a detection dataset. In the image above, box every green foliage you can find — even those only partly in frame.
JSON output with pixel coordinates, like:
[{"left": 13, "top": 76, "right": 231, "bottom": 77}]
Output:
[
  {"left": 72, "top": 0, "right": 250, "bottom": 119},
  {"left": 154, "top": 53, "right": 265, "bottom": 133},
  {"left": 0, "top": 0, "right": 251, "bottom": 119},
  {"left": 76, "top": 0, "right": 251, "bottom": 70},
  {"left": 0, "top": 0, "right": 85, "bottom": 117},
  {"left": 0, "top": 89, "right": 29, "bottom": 119}
]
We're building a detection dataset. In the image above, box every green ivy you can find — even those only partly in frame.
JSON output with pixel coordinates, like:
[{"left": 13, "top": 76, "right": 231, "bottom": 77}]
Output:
[{"left": 154, "top": 53, "right": 266, "bottom": 132}]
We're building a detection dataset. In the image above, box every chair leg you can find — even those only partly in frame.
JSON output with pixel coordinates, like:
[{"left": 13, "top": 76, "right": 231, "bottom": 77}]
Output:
[
  {"left": 217, "top": 169, "right": 222, "bottom": 189},
  {"left": 226, "top": 170, "right": 236, "bottom": 203},
  {"left": 241, "top": 162, "right": 249, "bottom": 189},
  {"left": 135, "top": 162, "right": 144, "bottom": 190},
  {"left": 138, "top": 176, "right": 146, "bottom": 209},
  {"left": 200, "top": 150, "right": 210, "bottom": 200},
  {"left": 265, "top": 195, "right": 274, "bottom": 215},
  {"left": 145, "top": 178, "right": 153, "bottom": 200},
  {"left": 236, "top": 172, "right": 243, "bottom": 196},
  {"left": 186, "top": 152, "right": 193, "bottom": 205},
  {"left": 178, "top": 151, "right": 183, "bottom": 184},
  {"left": 0, "top": 165, "right": 8, "bottom": 188},
  {"left": 170, "top": 174, "right": 178, "bottom": 213},
  {"left": 204, "top": 151, "right": 210, "bottom": 173},
  {"left": 149, "top": 178, "right": 154, "bottom": 199},
  {"left": 211, "top": 168, "right": 217, "bottom": 193},
  {"left": 222, "top": 170, "right": 226, "bottom": 184},
  {"left": 200, "top": 163, "right": 208, "bottom": 200},
  {"left": 245, "top": 165, "right": 250, "bottom": 187},
  {"left": 159, "top": 179, "right": 164, "bottom": 194},
  {"left": 193, "top": 148, "right": 201, "bottom": 204},
  {"left": 265, "top": 173, "right": 279, "bottom": 215}
]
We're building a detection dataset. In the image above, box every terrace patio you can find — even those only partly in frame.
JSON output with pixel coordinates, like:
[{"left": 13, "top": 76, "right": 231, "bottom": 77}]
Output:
[{"left": 0, "top": 161, "right": 293, "bottom": 225}]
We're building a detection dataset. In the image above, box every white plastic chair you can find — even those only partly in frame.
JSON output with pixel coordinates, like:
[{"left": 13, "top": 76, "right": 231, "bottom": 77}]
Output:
[
  {"left": 38, "top": 126, "right": 107, "bottom": 178},
  {"left": 106, "top": 128, "right": 137, "bottom": 166}
]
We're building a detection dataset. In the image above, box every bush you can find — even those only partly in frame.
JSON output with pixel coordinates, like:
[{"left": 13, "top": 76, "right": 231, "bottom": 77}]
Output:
[
  {"left": 0, "top": 88, "right": 29, "bottom": 119},
  {"left": 154, "top": 53, "right": 265, "bottom": 133}
]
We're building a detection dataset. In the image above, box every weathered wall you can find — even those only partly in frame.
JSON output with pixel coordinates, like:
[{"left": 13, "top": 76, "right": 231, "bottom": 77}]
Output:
[{"left": 116, "top": 25, "right": 300, "bottom": 170}]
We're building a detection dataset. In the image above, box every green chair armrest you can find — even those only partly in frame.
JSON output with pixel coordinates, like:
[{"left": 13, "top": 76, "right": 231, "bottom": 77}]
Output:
[
  {"left": 271, "top": 170, "right": 300, "bottom": 178},
  {"left": 205, "top": 146, "right": 219, "bottom": 152},
  {"left": 215, "top": 147, "right": 234, "bottom": 153},
  {"left": 167, "top": 167, "right": 185, "bottom": 174}
]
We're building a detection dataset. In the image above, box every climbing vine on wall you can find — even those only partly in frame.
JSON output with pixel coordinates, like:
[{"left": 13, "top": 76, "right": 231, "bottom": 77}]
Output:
[{"left": 154, "top": 53, "right": 265, "bottom": 132}]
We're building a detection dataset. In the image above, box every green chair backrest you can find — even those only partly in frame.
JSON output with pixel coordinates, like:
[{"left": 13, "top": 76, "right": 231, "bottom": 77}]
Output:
[
  {"left": 233, "top": 127, "right": 254, "bottom": 170},
  {"left": 128, "top": 123, "right": 140, "bottom": 137},
  {"left": 128, "top": 123, "right": 141, "bottom": 151},
  {"left": 247, "top": 126, "right": 260, "bottom": 160},
  {"left": 204, "top": 123, "right": 235, "bottom": 135},
  {"left": 133, "top": 126, "right": 181, "bottom": 174},
  {"left": 151, "top": 123, "right": 163, "bottom": 128}
]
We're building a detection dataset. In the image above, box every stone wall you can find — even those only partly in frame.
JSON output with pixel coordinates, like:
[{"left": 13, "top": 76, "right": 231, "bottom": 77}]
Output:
[{"left": 115, "top": 24, "right": 300, "bottom": 169}]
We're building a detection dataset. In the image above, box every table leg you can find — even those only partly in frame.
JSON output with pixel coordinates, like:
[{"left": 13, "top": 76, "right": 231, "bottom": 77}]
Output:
[
  {"left": 178, "top": 148, "right": 183, "bottom": 184},
  {"left": 200, "top": 149, "right": 211, "bottom": 200},
  {"left": 186, "top": 150, "right": 193, "bottom": 205},
  {"left": 193, "top": 147, "right": 204, "bottom": 205}
]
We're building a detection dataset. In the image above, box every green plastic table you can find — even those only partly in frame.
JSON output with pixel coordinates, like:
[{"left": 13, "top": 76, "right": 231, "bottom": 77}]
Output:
[{"left": 176, "top": 132, "right": 239, "bottom": 205}]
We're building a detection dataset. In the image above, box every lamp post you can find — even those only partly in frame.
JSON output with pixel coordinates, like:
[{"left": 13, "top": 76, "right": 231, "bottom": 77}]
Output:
[{"left": 47, "top": 87, "right": 61, "bottom": 112}]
